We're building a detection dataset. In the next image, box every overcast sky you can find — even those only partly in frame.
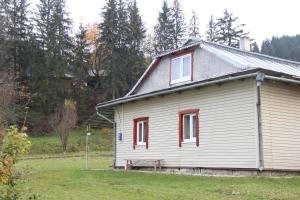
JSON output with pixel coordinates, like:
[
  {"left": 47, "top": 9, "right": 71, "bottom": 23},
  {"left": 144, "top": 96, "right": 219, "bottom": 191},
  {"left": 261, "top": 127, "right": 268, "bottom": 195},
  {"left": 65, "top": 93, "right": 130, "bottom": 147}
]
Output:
[{"left": 65, "top": 0, "right": 300, "bottom": 46}]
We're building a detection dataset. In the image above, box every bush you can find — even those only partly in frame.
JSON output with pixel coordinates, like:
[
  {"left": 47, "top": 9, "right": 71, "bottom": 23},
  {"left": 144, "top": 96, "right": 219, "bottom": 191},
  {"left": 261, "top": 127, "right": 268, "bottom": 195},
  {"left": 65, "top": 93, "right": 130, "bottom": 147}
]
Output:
[
  {"left": 0, "top": 125, "right": 35, "bottom": 199},
  {"left": 50, "top": 99, "right": 78, "bottom": 152}
]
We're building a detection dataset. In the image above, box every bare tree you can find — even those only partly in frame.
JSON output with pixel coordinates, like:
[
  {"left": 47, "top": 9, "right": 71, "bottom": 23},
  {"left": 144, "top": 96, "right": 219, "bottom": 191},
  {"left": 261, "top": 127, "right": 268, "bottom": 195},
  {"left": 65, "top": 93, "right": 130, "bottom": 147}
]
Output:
[{"left": 50, "top": 99, "right": 78, "bottom": 152}]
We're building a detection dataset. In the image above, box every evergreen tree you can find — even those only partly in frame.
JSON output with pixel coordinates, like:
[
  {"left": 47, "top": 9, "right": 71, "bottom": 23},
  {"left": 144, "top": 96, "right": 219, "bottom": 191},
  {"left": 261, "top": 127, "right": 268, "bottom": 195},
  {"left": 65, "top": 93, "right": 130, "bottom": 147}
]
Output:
[
  {"left": 261, "top": 35, "right": 300, "bottom": 62},
  {"left": 251, "top": 42, "right": 259, "bottom": 53},
  {"left": 32, "top": 0, "right": 73, "bottom": 114},
  {"left": 153, "top": 0, "right": 173, "bottom": 53},
  {"left": 100, "top": 0, "right": 128, "bottom": 99},
  {"left": 188, "top": 10, "right": 200, "bottom": 38},
  {"left": 170, "top": 0, "right": 186, "bottom": 48},
  {"left": 261, "top": 39, "right": 273, "bottom": 55},
  {"left": 143, "top": 33, "right": 155, "bottom": 60},
  {"left": 72, "top": 23, "right": 90, "bottom": 80},
  {"left": 215, "top": 9, "right": 246, "bottom": 47},
  {"left": 127, "top": 0, "right": 146, "bottom": 87},
  {"left": 0, "top": 1, "right": 7, "bottom": 69},
  {"left": 3, "top": 0, "right": 31, "bottom": 77},
  {"left": 35, "top": 0, "right": 72, "bottom": 77},
  {"left": 116, "top": 0, "right": 128, "bottom": 49},
  {"left": 206, "top": 15, "right": 218, "bottom": 42},
  {"left": 99, "top": 0, "right": 118, "bottom": 49}
]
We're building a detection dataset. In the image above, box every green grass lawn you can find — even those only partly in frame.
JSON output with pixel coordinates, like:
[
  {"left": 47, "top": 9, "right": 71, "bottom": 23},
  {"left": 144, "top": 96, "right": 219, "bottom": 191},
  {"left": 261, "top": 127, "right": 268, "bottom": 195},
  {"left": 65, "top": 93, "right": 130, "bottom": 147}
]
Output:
[
  {"left": 28, "top": 128, "right": 112, "bottom": 154},
  {"left": 17, "top": 156, "right": 300, "bottom": 200}
]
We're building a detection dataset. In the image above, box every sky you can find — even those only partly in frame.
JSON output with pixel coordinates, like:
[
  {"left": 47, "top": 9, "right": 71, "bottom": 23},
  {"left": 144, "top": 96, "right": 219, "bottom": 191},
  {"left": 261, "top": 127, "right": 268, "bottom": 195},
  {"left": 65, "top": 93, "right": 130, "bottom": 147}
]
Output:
[{"left": 65, "top": 0, "right": 300, "bottom": 46}]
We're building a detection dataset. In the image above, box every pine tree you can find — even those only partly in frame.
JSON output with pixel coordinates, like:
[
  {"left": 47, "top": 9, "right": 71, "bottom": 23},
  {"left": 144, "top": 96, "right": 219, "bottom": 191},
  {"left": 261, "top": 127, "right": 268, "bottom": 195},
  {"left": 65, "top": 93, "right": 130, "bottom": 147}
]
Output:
[
  {"left": 188, "top": 10, "right": 200, "bottom": 38},
  {"left": 99, "top": 0, "right": 118, "bottom": 49},
  {"left": 100, "top": 0, "right": 128, "bottom": 99},
  {"left": 116, "top": 0, "right": 128, "bottom": 49},
  {"left": 0, "top": 1, "right": 7, "bottom": 69},
  {"left": 143, "top": 33, "right": 155, "bottom": 59},
  {"left": 153, "top": 0, "right": 173, "bottom": 53},
  {"left": 128, "top": 0, "right": 146, "bottom": 54},
  {"left": 206, "top": 15, "right": 218, "bottom": 42},
  {"left": 72, "top": 23, "right": 90, "bottom": 80},
  {"left": 251, "top": 42, "right": 259, "bottom": 53},
  {"left": 35, "top": 0, "right": 72, "bottom": 77},
  {"left": 215, "top": 9, "right": 246, "bottom": 47},
  {"left": 171, "top": 0, "right": 186, "bottom": 48},
  {"left": 32, "top": 0, "right": 73, "bottom": 114},
  {"left": 3, "top": 0, "right": 31, "bottom": 77},
  {"left": 127, "top": 0, "right": 146, "bottom": 87}
]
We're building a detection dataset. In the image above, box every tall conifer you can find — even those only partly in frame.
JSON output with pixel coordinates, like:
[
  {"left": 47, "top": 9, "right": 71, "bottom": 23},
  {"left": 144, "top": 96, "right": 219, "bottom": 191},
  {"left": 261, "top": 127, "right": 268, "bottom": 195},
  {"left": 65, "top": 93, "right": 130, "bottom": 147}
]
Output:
[
  {"left": 153, "top": 0, "right": 173, "bottom": 53},
  {"left": 171, "top": 0, "right": 186, "bottom": 48},
  {"left": 188, "top": 11, "right": 200, "bottom": 38}
]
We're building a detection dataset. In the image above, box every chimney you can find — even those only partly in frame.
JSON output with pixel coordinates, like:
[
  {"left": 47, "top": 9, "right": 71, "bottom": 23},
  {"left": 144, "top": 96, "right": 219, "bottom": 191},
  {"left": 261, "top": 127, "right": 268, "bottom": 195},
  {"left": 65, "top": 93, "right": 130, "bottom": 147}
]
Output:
[{"left": 239, "top": 36, "right": 250, "bottom": 51}]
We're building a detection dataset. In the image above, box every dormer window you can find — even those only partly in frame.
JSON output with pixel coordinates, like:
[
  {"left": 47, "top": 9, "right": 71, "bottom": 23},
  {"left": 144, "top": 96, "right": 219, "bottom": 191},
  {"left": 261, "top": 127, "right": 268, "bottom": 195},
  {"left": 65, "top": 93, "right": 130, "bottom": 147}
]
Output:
[{"left": 170, "top": 53, "right": 192, "bottom": 84}]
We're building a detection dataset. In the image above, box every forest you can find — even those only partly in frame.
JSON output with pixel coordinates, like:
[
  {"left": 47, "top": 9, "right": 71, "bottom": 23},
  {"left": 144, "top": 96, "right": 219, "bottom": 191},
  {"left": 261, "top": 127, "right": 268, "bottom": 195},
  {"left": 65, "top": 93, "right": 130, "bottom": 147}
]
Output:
[{"left": 0, "top": 0, "right": 299, "bottom": 136}]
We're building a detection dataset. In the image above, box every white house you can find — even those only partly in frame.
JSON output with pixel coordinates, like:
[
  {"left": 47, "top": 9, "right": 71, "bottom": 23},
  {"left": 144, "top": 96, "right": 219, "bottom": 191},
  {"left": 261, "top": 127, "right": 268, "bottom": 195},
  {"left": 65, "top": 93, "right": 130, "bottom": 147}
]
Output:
[{"left": 96, "top": 37, "right": 300, "bottom": 174}]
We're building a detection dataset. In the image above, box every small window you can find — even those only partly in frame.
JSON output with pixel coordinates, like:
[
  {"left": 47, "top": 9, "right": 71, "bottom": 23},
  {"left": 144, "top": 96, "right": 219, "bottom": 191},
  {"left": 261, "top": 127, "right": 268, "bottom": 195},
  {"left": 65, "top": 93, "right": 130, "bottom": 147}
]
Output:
[
  {"left": 183, "top": 114, "right": 196, "bottom": 143},
  {"left": 137, "top": 121, "right": 146, "bottom": 145},
  {"left": 179, "top": 109, "right": 199, "bottom": 147},
  {"left": 171, "top": 54, "right": 192, "bottom": 84},
  {"left": 133, "top": 117, "right": 149, "bottom": 149}
]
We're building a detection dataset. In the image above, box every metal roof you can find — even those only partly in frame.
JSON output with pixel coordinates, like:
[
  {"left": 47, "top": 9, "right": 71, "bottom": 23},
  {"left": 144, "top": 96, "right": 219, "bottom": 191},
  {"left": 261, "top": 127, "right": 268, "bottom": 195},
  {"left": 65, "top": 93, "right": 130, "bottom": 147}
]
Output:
[
  {"left": 201, "top": 40, "right": 300, "bottom": 78},
  {"left": 97, "top": 39, "right": 300, "bottom": 108}
]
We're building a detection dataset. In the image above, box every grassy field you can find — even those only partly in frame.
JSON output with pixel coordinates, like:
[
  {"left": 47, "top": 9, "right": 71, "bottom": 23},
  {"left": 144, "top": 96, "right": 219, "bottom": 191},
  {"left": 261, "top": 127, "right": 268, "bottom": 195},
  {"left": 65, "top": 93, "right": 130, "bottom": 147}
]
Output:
[
  {"left": 28, "top": 128, "right": 112, "bottom": 154},
  {"left": 16, "top": 156, "right": 300, "bottom": 200},
  {"left": 16, "top": 130, "right": 300, "bottom": 199}
]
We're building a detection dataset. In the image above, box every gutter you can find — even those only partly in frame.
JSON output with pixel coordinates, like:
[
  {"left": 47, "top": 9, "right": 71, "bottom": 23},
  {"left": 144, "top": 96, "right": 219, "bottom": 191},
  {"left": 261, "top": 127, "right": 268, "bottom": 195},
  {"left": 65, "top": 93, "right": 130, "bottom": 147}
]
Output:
[
  {"left": 256, "top": 72, "right": 265, "bottom": 171},
  {"left": 265, "top": 75, "right": 300, "bottom": 85},
  {"left": 96, "top": 72, "right": 259, "bottom": 109},
  {"left": 255, "top": 73, "right": 300, "bottom": 171},
  {"left": 96, "top": 110, "right": 116, "bottom": 168}
]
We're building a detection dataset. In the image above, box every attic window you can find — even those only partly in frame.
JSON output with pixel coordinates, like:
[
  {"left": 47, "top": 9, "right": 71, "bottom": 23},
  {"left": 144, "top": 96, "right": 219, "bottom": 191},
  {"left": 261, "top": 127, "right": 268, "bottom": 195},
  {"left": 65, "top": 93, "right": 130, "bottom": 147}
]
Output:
[{"left": 170, "top": 53, "right": 192, "bottom": 84}]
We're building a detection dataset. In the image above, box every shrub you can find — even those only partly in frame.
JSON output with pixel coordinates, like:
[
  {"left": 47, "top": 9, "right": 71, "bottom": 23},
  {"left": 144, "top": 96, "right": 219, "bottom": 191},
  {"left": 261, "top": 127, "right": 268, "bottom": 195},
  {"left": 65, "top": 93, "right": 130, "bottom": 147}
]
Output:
[
  {"left": 50, "top": 99, "right": 78, "bottom": 152},
  {"left": 0, "top": 125, "right": 35, "bottom": 200}
]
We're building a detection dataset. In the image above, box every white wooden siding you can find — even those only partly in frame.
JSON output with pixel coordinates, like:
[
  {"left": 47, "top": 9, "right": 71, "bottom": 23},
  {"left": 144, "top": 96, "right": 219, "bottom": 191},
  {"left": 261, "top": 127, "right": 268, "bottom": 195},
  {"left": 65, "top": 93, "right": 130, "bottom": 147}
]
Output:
[
  {"left": 115, "top": 79, "right": 257, "bottom": 168},
  {"left": 261, "top": 81, "right": 300, "bottom": 170}
]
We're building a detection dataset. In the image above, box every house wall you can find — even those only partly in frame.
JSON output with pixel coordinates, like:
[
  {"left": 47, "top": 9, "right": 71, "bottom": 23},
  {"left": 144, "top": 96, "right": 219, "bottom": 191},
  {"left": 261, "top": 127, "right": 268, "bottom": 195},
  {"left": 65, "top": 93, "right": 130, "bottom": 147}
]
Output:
[
  {"left": 261, "top": 81, "right": 300, "bottom": 170},
  {"left": 135, "top": 47, "right": 240, "bottom": 95},
  {"left": 115, "top": 79, "right": 258, "bottom": 169}
]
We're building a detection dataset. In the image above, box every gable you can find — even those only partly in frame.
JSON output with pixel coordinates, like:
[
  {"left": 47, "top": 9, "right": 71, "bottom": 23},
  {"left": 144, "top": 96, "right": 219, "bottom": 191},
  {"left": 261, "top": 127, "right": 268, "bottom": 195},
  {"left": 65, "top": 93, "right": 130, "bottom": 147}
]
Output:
[
  {"left": 127, "top": 40, "right": 300, "bottom": 97},
  {"left": 131, "top": 46, "right": 244, "bottom": 95}
]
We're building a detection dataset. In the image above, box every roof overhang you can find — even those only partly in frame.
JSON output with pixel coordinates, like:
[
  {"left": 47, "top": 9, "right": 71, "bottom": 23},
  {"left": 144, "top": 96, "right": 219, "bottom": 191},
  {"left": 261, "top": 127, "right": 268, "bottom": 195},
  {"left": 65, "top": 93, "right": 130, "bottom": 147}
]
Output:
[
  {"left": 96, "top": 69, "right": 257, "bottom": 109},
  {"left": 96, "top": 69, "right": 300, "bottom": 110}
]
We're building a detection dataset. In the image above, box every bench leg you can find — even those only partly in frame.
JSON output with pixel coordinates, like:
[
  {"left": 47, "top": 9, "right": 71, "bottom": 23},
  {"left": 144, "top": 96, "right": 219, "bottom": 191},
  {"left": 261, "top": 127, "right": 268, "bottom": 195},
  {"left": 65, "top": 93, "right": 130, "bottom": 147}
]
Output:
[
  {"left": 125, "top": 160, "right": 128, "bottom": 170},
  {"left": 158, "top": 160, "right": 161, "bottom": 171}
]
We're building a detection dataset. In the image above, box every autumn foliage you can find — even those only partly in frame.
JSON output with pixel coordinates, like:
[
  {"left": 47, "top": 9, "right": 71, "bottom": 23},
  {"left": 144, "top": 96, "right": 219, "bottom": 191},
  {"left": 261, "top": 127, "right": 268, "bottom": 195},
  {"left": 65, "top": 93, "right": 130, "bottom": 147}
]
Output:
[{"left": 0, "top": 126, "right": 32, "bottom": 199}]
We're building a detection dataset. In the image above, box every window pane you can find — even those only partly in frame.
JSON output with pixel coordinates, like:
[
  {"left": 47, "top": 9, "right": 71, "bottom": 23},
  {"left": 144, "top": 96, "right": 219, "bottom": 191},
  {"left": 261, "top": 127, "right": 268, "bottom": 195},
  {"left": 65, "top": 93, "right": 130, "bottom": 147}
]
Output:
[
  {"left": 143, "top": 122, "right": 146, "bottom": 143},
  {"left": 192, "top": 115, "right": 196, "bottom": 138},
  {"left": 183, "top": 115, "right": 190, "bottom": 140},
  {"left": 138, "top": 122, "right": 143, "bottom": 142},
  {"left": 182, "top": 56, "right": 191, "bottom": 77},
  {"left": 172, "top": 58, "right": 180, "bottom": 80}
]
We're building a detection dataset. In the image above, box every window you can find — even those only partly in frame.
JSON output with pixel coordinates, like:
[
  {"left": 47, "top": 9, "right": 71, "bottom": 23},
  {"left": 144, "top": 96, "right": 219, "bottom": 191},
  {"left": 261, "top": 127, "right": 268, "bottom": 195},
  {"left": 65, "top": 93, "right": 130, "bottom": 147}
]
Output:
[
  {"left": 170, "top": 53, "right": 192, "bottom": 84},
  {"left": 183, "top": 114, "right": 196, "bottom": 142},
  {"left": 137, "top": 121, "right": 146, "bottom": 145},
  {"left": 133, "top": 117, "right": 149, "bottom": 149},
  {"left": 179, "top": 109, "right": 199, "bottom": 147}
]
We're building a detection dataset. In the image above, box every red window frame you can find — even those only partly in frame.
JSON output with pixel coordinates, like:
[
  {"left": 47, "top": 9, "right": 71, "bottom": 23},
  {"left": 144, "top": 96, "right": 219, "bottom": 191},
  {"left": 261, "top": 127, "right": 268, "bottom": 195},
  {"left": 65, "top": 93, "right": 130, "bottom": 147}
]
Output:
[
  {"left": 178, "top": 109, "right": 199, "bottom": 147},
  {"left": 133, "top": 117, "right": 149, "bottom": 149},
  {"left": 169, "top": 50, "right": 194, "bottom": 85}
]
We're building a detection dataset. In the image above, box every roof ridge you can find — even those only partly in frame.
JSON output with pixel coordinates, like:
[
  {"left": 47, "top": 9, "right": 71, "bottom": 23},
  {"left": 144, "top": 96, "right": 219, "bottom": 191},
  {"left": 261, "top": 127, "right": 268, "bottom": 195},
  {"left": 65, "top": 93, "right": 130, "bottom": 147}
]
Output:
[{"left": 201, "top": 40, "right": 300, "bottom": 67}]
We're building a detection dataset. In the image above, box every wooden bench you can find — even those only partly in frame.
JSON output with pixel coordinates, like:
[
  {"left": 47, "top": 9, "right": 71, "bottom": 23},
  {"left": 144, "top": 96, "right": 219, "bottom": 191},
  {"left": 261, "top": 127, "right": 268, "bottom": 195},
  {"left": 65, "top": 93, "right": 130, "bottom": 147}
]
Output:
[{"left": 124, "top": 159, "right": 163, "bottom": 171}]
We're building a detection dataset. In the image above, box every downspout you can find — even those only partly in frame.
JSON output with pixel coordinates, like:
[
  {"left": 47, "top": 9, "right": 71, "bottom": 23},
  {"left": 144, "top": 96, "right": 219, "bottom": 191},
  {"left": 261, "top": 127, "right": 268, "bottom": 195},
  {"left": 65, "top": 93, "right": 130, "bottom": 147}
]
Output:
[
  {"left": 256, "top": 72, "right": 265, "bottom": 171},
  {"left": 96, "top": 109, "right": 116, "bottom": 169}
]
